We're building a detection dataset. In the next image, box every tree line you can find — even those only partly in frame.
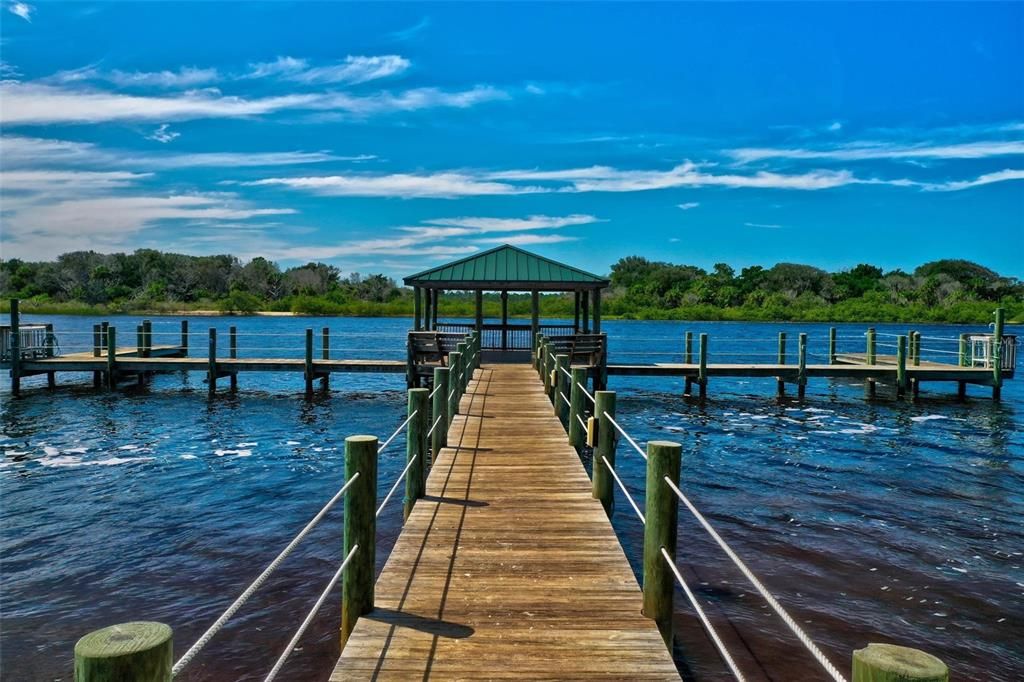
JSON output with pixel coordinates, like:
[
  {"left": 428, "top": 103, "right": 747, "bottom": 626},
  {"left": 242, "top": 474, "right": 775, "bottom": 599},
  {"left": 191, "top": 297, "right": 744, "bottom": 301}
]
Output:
[{"left": 1, "top": 249, "right": 1021, "bottom": 323}]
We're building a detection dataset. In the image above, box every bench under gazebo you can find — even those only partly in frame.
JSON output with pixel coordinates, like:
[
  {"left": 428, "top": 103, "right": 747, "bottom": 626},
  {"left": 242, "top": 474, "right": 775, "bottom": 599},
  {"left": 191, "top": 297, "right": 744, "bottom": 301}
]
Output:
[{"left": 404, "top": 244, "right": 609, "bottom": 385}]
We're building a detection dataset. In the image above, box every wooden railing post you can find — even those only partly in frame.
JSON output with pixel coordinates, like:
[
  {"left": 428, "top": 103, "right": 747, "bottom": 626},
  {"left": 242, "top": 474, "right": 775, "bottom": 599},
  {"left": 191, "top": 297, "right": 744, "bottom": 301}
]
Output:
[
  {"left": 106, "top": 326, "right": 117, "bottom": 390},
  {"left": 992, "top": 307, "right": 1005, "bottom": 401},
  {"left": 180, "top": 320, "right": 189, "bottom": 355},
  {"left": 448, "top": 351, "right": 461, "bottom": 420},
  {"left": 852, "top": 643, "right": 948, "bottom": 682},
  {"left": 592, "top": 390, "right": 617, "bottom": 518},
  {"left": 777, "top": 331, "right": 787, "bottom": 397},
  {"left": 92, "top": 323, "right": 103, "bottom": 388},
  {"left": 304, "top": 328, "right": 314, "bottom": 396},
  {"left": 865, "top": 328, "right": 877, "bottom": 398},
  {"left": 229, "top": 326, "right": 238, "bottom": 391},
  {"left": 534, "top": 332, "right": 544, "bottom": 370},
  {"left": 208, "top": 328, "right": 217, "bottom": 396},
  {"left": 9, "top": 298, "right": 20, "bottom": 396},
  {"left": 554, "top": 354, "right": 570, "bottom": 426},
  {"left": 643, "top": 440, "right": 681, "bottom": 648},
  {"left": 74, "top": 622, "right": 172, "bottom": 682},
  {"left": 542, "top": 341, "right": 554, "bottom": 399},
  {"left": 896, "top": 335, "right": 908, "bottom": 398},
  {"left": 44, "top": 322, "right": 56, "bottom": 388},
  {"left": 568, "top": 366, "right": 587, "bottom": 447},
  {"left": 432, "top": 367, "right": 450, "bottom": 454},
  {"left": 957, "top": 332, "right": 969, "bottom": 399},
  {"left": 698, "top": 333, "right": 708, "bottom": 399},
  {"left": 683, "top": 331, "right": 694, "bottom": 396},
  {"left": 322, "top": 327, "right": 330, "bottom": 390},
  {"left": 143, "top": 319, "right": 152, "bottom": 357},
  {"left": 829, "top": 327, "right": 837, "bottom": 364},
  {"left": 341, "top": 435, "right": 378, "bottom": 647},
  {"left": 405, "top": 388, "right": 429, "bottom": 520},
  {"left": 456, "top": 342, "right": 468, "bottom": 394},
  {"left": 797, "top": 333, "right": 807, "bottom": 399},
  {"left": 135, "top": 324, "right": 145, "bottom": 386},
  {"left": 472, "top": 330, "right": 481, "bottom": 370}
]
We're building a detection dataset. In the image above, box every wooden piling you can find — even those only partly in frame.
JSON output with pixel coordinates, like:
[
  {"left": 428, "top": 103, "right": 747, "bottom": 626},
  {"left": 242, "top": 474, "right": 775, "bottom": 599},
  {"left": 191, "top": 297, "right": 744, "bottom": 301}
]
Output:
[
  {"left": 74, "top": 621, "right": 172, "bottom": 682},
  {"left": 304, "top": 328, "right": 314, "bottom": 396},
  {"left": 45, "top": 322, "right": 56, "bottom": 388},
  {"left": 592, "top": 391, "right": 617, "bottom": 519},
  {"left": 797, "top": 333, "right": 807, "bottom": 399},
  {"left": 543, "top": 341, "right": 554, "bottom": 401},
  {"left": 341, "top": 435, "right": 377, "bottom": 647},
  {"left": 180, "top": 320, "right": 189, "bottom": 355},
  {"left": 143, "top": 320, "right": 152, "bottom": 357},
  {"left": 896, "top": 335, "right": 908, "bottom": 397},
  {"left": 322, "top": 327, "right": 330, "bottom": 390},
  {"left": 9, "top": 298, "right": 20, "bottom": 396},
  {"left": 207, "top": 328, "right": 217, "bottom": 396},
  {"left": 136, "top": 325, "right": 146, "bottom": 385},
  {"left": 828, "top": 327, "right": 837, "bottom": 364},
  {"left": 534, "top": 332, "right": 544, "bottom": 371},
  {"left": 432, "top": 367, "right": 449, "bottom": 455},
  {"left": 93, "top": 323, "right": 103, "bottom": 387},
  {"left": 698, "top": 333, "right": 708, "bottom": 398},
  {"left": 448, "top": 352, "right": 461, "bottom": 421},
  {"left": 851, "top": 643, "right": 948, "bottom": 682},
  {"left": 568, "top": 367, "right": 587, "bottom": 448},
  {"left": 106, "top": 326, "right": 117, "bottom": 390},
  {"left": 554, "top": 354, "right": 570, "bottom": 425},
  {"left": 777, "top": 331, "right": 787, "bottom": 397},
  {"left": 404, "top": 388, "right": 428, "bottom": 520},
  {"left": 643, "top": 440, "right": 681, "bottom": 647},
  {"left": 456, "top": 342, "right": 468, "bottom": 393},
  {"left": 992, "top": 307, "right": 1005, "bottom": 401},
  {"left": 229, "top": 326, "right": 238, "bottom": 391},
  {"left": 683, "top": 331, "right": 693, "bottom": 395},
  {"left": 413, "top": 287, "right": 422, "bottom": 331},
  {"left": 865, "top": 327, "right": 877, "bottom": 398},
  {"left": 912, "top": 331, "right": 922, "bottom": 367}
]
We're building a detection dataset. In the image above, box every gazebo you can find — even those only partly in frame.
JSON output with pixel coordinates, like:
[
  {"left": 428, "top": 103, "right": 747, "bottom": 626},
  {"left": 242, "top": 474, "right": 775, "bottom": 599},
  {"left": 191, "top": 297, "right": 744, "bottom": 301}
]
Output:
[{"left": 403, "top": 244, "right": 610, "bottom": 354}]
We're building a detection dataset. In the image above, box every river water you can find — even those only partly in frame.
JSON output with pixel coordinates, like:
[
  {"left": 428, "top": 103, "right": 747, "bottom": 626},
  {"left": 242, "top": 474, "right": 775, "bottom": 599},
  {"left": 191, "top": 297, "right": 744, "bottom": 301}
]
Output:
[{"left": 2, "top": 315, "right": 1021, "bottom": 680}]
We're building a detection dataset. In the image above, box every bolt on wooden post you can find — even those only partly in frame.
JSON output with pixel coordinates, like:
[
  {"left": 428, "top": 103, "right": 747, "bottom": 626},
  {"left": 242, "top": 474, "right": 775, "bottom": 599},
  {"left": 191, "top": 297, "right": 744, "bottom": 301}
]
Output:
[
  {"left": 568, "top": 366, "right": 587, "bottom": 447},
  {"left": 74, "top": 621, "right": 172, "bottom": 682},
  {"left": 852, "top": 643, "right": 948, "bottom": 682},
  {"left": 404, "top": 388, "right": 428, "bottom": 521},
  {"left": 341, "top": 435, "right": 378, "bottom": 647},
  {"left": 643, "top": 440, "right": 682, "bottom": 648},
  {"left": 592, "top": 390, "right": 617, "bottom": 519},
  {"left": 432, "top": 367, "right": 450, "bottom": 455}
]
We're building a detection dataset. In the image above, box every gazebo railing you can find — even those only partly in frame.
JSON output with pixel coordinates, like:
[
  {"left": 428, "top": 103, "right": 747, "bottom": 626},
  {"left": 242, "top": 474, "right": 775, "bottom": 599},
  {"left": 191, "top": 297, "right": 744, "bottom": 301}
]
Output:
[{"left": 436, "top": 323, "right": 575, "bottom": 350}]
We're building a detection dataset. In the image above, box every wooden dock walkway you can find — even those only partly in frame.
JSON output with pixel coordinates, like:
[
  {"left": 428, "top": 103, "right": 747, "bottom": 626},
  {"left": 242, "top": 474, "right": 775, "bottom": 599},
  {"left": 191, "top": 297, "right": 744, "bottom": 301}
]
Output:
[{"left": 332, "top": 363, "right": 680, "bottom": 680}]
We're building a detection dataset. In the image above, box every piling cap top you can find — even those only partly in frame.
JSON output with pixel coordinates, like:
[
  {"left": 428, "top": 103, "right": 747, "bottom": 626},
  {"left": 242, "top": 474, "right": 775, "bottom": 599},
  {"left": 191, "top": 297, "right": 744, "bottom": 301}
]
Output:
[
  {"left": 346, "top": 435, "right": 379, "bottom": 444},
  {"left": 75, "top": 621, "right": 172, "bottom": 658},
  {"left": 853, "top": 643, "right": 949, "bottom": 679}
]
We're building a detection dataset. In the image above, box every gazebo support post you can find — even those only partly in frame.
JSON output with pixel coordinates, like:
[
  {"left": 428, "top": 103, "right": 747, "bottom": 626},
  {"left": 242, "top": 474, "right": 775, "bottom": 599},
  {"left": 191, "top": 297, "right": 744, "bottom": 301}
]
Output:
[
  {"left": 423, "top": 287, "right": 432, "bottom": 331},
  {"left": 581, "top": 290, "right": 590, "bottom": 334},
  {"left": 475, "top": 290, "right": 483, "bottom": 334},
  {"left": 413, "top": 287, "right": 422, "bottom": 331},
  {"left": 432, "top": 289, "right": 439, "bottom": 330},
  {"left": 530, "top": 291, "right": 540, "bottom": 347},
  {"left": 500, "top": 290, "right": 509, "bottom": 351},
  {"left": 574, "top": 292, "right": 581, "bottom": 333},
  {"left": 593, "top": 289, "right": 602, "bottom": 334}
]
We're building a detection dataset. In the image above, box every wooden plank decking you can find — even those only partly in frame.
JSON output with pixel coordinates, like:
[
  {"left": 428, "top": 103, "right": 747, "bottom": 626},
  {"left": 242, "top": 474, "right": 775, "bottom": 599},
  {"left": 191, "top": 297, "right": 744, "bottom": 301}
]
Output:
[{"left": 332, "top": 363, "right": 680, "bottom": 680}]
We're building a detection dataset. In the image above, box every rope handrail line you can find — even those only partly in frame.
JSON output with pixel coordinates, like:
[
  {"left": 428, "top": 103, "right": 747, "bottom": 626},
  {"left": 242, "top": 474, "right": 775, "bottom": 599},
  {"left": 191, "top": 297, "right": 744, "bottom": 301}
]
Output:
[
  {"left": 601, "top": 456, "right": 645, "bottom": 524},
  {"left": 376, "top": 454, "right": 419, "bottom": 518},
  {"left": 576, "top": 381, "right": 596, "bottom": 404},
  {"left": 576, "top": 413, "right": 588, "bottom": 431},
  {"left": 378, "top": 410, "right": 418, "bottom": 455},
  {"left": 661, "top": 547, "right": 746, "bottom": 681},
  {"left": 263, "top": 544, "right": 360, "bottom": 682},
  {"left": 426, "top": 413, "right": 444, "bottom": 439},
  {"left": 560, "top": 366, "right": 573, "bottom": 379},
  {"left": 603, "top": 412, "right": 647, "bottom": 462},
  {"left": 448, "top": 389, "right": 457, "bottom": 401},
  {"left": 171, "top": 471, "right": 361, "bottom": 675},
  {"left": 559, "top": 391, "right": 571, "bottom": 407},
  {"left": 662, "top": 477, "right": 846, "bottom": 682}
]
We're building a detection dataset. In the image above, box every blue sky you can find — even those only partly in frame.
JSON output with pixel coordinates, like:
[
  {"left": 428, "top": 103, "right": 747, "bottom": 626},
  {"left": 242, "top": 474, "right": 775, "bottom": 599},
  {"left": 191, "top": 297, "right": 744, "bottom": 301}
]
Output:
[{"left": 1, "top": 1, "right": 1022, "bottom": 278}]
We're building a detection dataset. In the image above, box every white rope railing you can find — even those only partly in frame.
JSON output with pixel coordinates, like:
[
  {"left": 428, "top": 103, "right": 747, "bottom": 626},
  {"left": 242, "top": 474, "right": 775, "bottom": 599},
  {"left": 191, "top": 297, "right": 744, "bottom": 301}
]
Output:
[
  {"left": 663, "top": 477, "right": 845, "bottom": 682},
  {"left": 263, "top": 544, "right": 360, "bottom": 682},
  {"left": 576, "top": 381, "right": 595, "bottom": 404},
  {"left": 559, "top": 391, "right": 571, "bottom": 407},
  {"left": 661, "top": 547, "right": 746, "bottom": 681},
  {"left": 426, "top": 413, "right": 444, "bottom": 438},
  {"left": 576, "top": 413, "right": 588, "bottom": 431},
  {"left": 172, "top": 472, "right": 361, "bottom": 675},
  {"left": 376, "top": 454, "right": 418, "bottom": 518},
  {"left": 603, "top": 412, "right": 647, "bottom": 461},
  {"left": 601, "top": 456, "right": 645, "bottom": 524},
  {"left": 379, "top": 410, "right": 417, "bottom": 454}
]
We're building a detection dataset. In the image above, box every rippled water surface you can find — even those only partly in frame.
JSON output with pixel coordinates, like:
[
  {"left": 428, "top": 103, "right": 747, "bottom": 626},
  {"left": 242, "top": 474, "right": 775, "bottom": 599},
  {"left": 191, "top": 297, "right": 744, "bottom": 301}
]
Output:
[{"left": 2, "top": 315, "right": 1022, "bottom": 680}]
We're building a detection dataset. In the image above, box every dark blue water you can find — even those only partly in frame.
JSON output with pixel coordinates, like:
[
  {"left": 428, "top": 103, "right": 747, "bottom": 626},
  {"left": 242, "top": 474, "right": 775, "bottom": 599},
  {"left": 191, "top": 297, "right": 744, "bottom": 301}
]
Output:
[{"left": 2, "top": 315, "right": 1021, "bottom": 681}]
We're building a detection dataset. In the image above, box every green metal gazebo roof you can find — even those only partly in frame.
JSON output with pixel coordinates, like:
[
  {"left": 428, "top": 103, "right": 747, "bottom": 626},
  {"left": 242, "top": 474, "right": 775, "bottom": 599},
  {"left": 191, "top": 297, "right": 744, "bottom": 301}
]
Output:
[{"left": 403, "top": 244, "right": 609, "bottom": 291}]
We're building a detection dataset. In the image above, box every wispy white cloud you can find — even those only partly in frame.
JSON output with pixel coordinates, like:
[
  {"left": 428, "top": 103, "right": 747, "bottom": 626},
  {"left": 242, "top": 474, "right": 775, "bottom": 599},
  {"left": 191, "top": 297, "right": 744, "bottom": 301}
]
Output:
[
  {"left": 475, "top": 233, "right": 577, "bottom": 245},
  {"left": 729, "top": 140, "right": 1024, "bottom": 163},
  {"left": 922, "top": 169, "right": 1024, "bottom": 192},
  {"left": 274, "top": 238, "right": 477, "bottom": 261},
  {"left": 0, "top": 82, "right": 508, "bottom": 125},
  {"left": 0, "top": 60, "right": 21, "bottom": 78},
  {"left": 245, "top": 172, "right": 544, "bottom": 198},
  {"left": 245, "top": 55, "right": 410, "bottom": 84},
  {"left": 0, "top": 169, "right": 151, "bottom": 194},
  {"left": 744, "top": 222, "right": 783, "bottom": 229},
  {"left": 677, "top": 202, "right": 700, "bottom": 210},
  {"left": 108, "top": 67, "right": 220, "bottom": 88},
  {"left": 827, "top": 121, "right": 842, "bottom": 132},
  {"left": 146, "top": 124, "right": 180, "bottom": 144},
  {"left": 388, "top": 17, "right": 431, "bottom": 42},
  {"left": 399, "top": 213, "right": 601, "bottom": 238},
  {"left": 8, "top": 1, "right": 32, "bottom": 22}
]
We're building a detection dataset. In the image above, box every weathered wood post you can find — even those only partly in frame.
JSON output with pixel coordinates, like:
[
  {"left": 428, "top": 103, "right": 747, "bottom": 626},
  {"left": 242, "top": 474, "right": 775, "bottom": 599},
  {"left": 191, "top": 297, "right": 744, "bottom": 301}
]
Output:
[
  {"left": 911, "top": 331, "right": 922, "bottom": 399},
  {"left": 534, "top": 332, "right": 544, "bottom": 371},
  {"left": 543, "top": 341, "right": 554, "bottom": 399},
  {"left": 698, "top": 333, "right": 708, "bottom": 399},
  {"left": 180, "top": 320, "right": 189, "bottom": 355},
  {"left": 592, "top": 390, "right": 617, "bottom": 518},
  {"left": 912, "top": 331, "right": 922, "bottom": 366},
  {"left": 321, "top": 327, "right": 330, "bottom": 391},
  {"left": 865, "top": 327, "right": 877, "bottom": 398},
  {"left": 531, "top": 290, "right": 540, "bottom": 343},
  {"left": 101, "top": 321, "right": 109, "bottom": 352},
  {"left": 341, "top": 434, "right": 378, "bottom": 647},
  {"left": 992, "top": 307, "right": 1005, "bottom": 401},
  {"left": 777, "top": 331, "right": 787, "bottom": 397},
  {"left": 9, "top": 298, "right": 20, "bottom": 396},
  {"left": 229, "top": 326, "right": 238, "bottom": 391},
  {"left": 135, "top": 325, "right": 146, "bottom": 385},
  {"left": 207, "top": 328, "right": 217, "bottom": 396},
  {"left": 643, "top": 440, "right": 682, "bottom": 648},
  {"left": 93, "top": 323, "right": 103, "bottom": 387},
  {"left": 404, "top": 388, "right": 428, "bottom": 520},
  {"left": 474, "top": 290, "right": 484, "bottom": 334},
  {"left": 957, "top": 332, "right": 969, "bottom": 399},
  {"left": 448, "top": 351, "right": 461, "bottom": 420},
  {"left": 432, "top": 367, "right": 449, "bottom": 455},
  {"left": 568, "top": 366, "right": 587, "bottom": 448},
  {"left": 851, "top": 643, "right": 948, "bottom": 682},
  {"left": 74, "top": 621, "right": 172, "bottom": 682},
  {"left": 683, "top": 331, "right": 694, "bottom": 395},
  {"left": 44, "top": 322, "right": 56, "bottom": 388},
  {"left": 797, "top": 333, "right": 807, "bottom": 399},
  {"left": 413, "top": 286, "right": 422, "bottom": 331},
  {"left": 304, "top": 328, "right": 314, "bottom": 397},
  {"left": 106, "top": 326, "right": 117, "bottom": 390},
  {"left": 456, "top": 342, "right": 468, "bottom": 393},
  {"left": 554, "top": 354, "right": 570, "bottom": 426},
  {"left": 896, "top": 335, "right": 908, "bottom": 398},
  {"left": 829, "top": 327, "right": 837, "bottom": 364},
  {"left": 143, "top": 319, "right": 152, "bottom": 357}
]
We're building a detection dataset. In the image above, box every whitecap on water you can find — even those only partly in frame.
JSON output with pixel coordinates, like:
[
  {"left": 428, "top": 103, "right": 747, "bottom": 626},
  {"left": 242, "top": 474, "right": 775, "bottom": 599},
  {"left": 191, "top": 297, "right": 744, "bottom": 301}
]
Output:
[
  {"left": 180, "top": 454, "right": 198, "bottom": 460},
  {"left": 214, "top": 449, "right": 252, "bottom": 457},
  {"left": 286, "top": 441, "right": 301, "bottom": 445},
  {"left": 237, "top": 442, "right": 258, "bottom": 447},
  {"left": 911, "top": 415, "right": 949, "bottom": 423},
  {"left": 39, "top": 455, "right": 154, "bottom": 468}
]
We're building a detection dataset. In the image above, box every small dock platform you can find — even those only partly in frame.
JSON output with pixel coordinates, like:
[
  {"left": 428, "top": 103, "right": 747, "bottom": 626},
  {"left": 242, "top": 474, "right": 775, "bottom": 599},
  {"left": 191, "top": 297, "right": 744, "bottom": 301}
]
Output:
[{"left": 331, "top": 364, "right": 679, "bottom": 680}]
